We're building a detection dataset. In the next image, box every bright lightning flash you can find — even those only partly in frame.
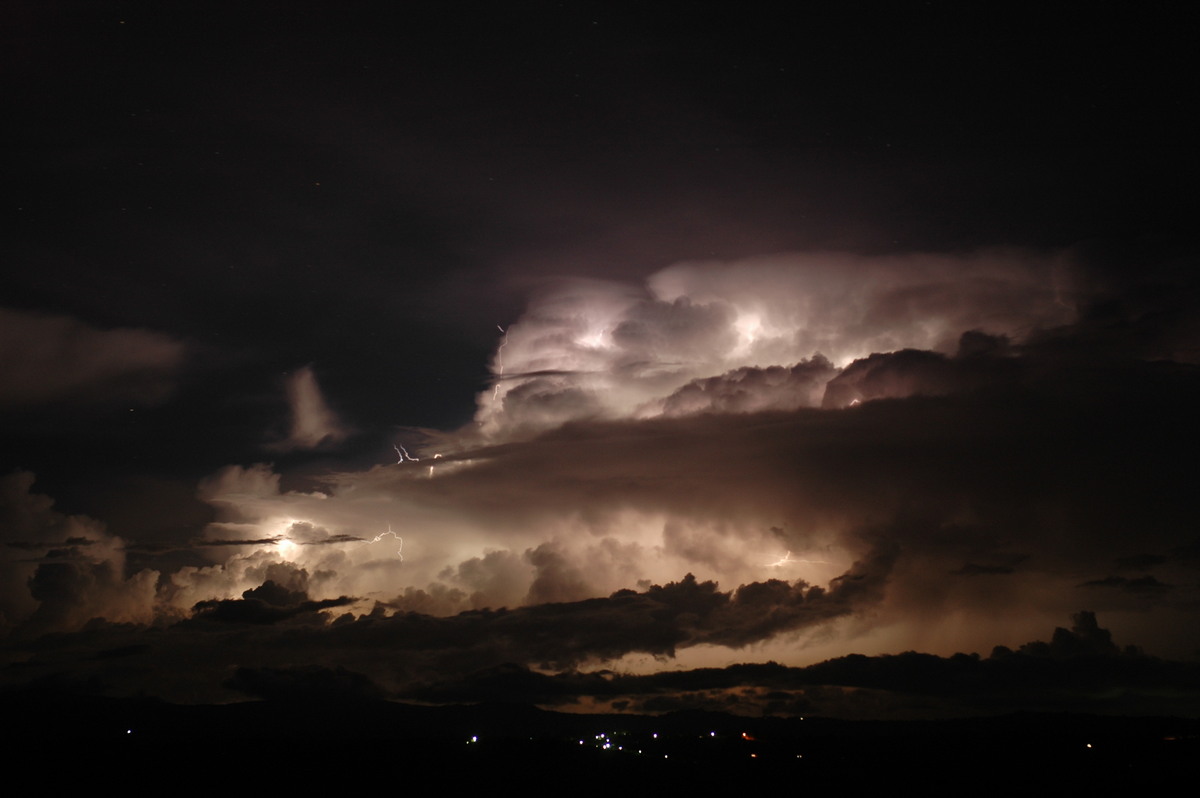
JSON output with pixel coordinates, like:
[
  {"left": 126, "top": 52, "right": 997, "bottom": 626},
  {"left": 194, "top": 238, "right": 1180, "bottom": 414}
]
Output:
[
  {"left": 369, "top": 524, "right": 404, "bottom": 560},
  {"left": 493, "top": 325, "right": 508, "bottom": 402},
  {"left": 395, "top": 443, "right": 442, "bottom": 477},
  {"left": 765, "top": 551, "right": 830, "bottom": 568}
]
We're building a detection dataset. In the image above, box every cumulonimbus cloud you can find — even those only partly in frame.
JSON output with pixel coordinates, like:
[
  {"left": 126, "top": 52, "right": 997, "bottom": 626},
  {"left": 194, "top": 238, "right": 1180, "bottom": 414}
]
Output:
[
  {"left": 0, "top": 471, "right": 159, "bottom": 636},
  {"left": 475, "top": 249, "right": 1079, "bottom": 438},
  {"left": 4, "top": 247, "right": 1198, "bottom": 695}
]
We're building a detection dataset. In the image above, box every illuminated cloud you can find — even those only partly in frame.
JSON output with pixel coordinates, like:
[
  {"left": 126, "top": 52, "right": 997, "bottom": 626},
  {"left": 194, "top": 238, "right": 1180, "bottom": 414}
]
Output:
[
  {"left": 3, "top": 248, "right": 1198, "bottom": 704},
  {"left": 3, "top": 3, "right": 1196, "bottom": 724},
  {"left": 0, "top": 472, "right": 158, "bottom": 635},
  {"left": 275, "top": 365, "right": 349, "bottom": 450},
  {"left": 121, "top": 343, "right": 1194, "bottom": 669},
  {"left": 477, "top": 250, "right": 1078, "bottom": 438},
  {"left": 57, "top": 250, "right": 1182, "bottom": 667},
  {"left": 657, "top": 356, "right": 838, "bottom": 416}
]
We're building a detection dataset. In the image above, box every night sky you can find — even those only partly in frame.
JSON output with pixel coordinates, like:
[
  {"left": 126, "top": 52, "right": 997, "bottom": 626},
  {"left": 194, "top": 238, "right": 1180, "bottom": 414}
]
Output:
[{"left": 4, "top": 2, "right": 1199, "bottom": 717}]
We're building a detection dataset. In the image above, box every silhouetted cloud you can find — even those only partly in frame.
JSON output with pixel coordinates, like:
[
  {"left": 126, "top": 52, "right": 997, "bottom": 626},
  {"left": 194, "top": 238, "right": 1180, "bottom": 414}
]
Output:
[{"left": 401, "top": 612, "right": 1200, "bottom": 718}]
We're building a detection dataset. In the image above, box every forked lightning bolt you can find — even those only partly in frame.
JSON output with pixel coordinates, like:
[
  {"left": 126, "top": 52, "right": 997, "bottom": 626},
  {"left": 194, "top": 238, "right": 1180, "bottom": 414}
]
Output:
[
  {"left": 766, "top": 551, "right": 795, "bottom": 567},
  {"left": 395, "top": 443, "right": 442, "bottom": 477},
  {"left": 370, "top": 524, "right": 404, "bottom": 560}
]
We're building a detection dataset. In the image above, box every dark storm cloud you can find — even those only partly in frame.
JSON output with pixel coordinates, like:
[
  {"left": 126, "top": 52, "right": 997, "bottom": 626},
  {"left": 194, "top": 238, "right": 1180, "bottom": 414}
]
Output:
[
  {"left": 1079, "top": 576, "right": 1172, "bottom": 594},
  {"left": 0, "top": 308, "right": 185, "bottom": 408},
  {"left": 227, "top": 665, "right": 385, "bottom": 702},
  {"left": 951, "top": 563, "right": 1018, "bottom": 577},
  {"left": 399, "top": 661, "right": 611, "bottom": 706},
  {"left": 197, "top": 537, "right": 285, "bottom": 548},
  {"left": 1, "top": 471, "right": 157, "bottom": 636},
  {"left": 402, "top": 612, "right": 1200, "bottom": 718},
  {"left": 301, "top": 534, "right": 364, "bottom": 546},
  {"left": 698, "top": 545, "right": 894, "bottom": 649},
  {"left": 329, "top": 561, "right": 890, "bottom": 674},
  {"left": 3, "top": 536, "right": 98, "bottom": 554},
  {"left": 0, "top": 561, "right": 890, "bottom": 703},
  {"left": 191, "top": 583, "right": 357, "bottom": 626},
  {"left": 21, "top": 568, "right": 157, "bottom": 643},
  {"left": 819, "top": 339, "right": 1022, "bottom": 408}
]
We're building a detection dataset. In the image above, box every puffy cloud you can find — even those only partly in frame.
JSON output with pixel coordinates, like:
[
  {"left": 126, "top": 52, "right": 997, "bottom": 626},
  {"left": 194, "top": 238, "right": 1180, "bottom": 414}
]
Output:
[
  {"left": 478, "top": 249, "right": 1078, "bottom": 438},
  {"left": 0, "top": 307, "right": 184, "bottom": 408},
  {"left": 647, "top": 250, "right": 1074, "bottom": 362},
  {"left": 819, "top": 336, "right": 1021, "bottom": 408},
  {"left": 658, "top": 356, "right": 838, "bottom": 416},
  {"left": 190, "top": 581, "right": 357, "bottom": 625},
  {"left": 0, "top": 471, "right": 158, "bottom": 635},
  {"left": 524, "top": 542, "right": 595, "bottom": 605}
]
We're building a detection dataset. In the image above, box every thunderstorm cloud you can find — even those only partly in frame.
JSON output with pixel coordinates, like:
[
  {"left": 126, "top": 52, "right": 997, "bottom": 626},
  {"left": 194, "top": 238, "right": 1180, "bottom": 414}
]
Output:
[{"left": 3, "top": 245, "right": 1198, "bottom": 709}]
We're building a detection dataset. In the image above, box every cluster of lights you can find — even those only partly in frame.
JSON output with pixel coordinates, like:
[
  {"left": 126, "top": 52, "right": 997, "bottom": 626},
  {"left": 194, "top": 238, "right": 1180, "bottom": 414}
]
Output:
[
  {"left": 574, "top": 728, "right": 774, "bottom": 761},
  {"left": 581, "top": 731, "right": 643, "bottom": 755},
  {"left": 467, "top": 727, "right": 815, "bottom": 764}
]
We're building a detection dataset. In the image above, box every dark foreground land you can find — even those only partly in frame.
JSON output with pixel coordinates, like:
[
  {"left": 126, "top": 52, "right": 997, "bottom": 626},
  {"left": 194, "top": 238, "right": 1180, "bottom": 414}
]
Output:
[{"left": 4, "top": 693, "right": 1195, "bottom": 791}]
